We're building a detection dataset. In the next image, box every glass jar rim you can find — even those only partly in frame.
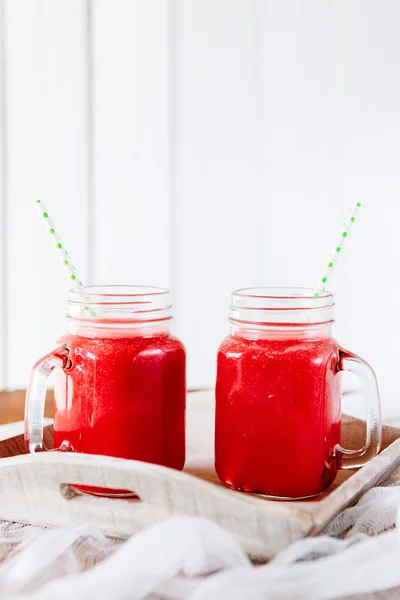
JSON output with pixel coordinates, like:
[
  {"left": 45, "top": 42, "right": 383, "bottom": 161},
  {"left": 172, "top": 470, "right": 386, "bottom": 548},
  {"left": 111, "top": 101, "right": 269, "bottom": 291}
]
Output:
[
  {"left": 233, "top": 286, "right": 334, "bottom": 305},
  {"left": 69, "top": 285, "right": 170, "bottom": 304},
  {"left": 68, "top": 285, "right": 172, "bottom": 325},
  {"left": 230, "top": 287, "right": 334, "bottom": 326}
]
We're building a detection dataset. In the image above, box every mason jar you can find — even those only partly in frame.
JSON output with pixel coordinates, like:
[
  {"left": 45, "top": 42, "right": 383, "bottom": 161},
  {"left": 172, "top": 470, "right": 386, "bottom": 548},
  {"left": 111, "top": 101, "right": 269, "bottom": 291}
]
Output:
[
  {"left": 25, "top": 285, "right": 186, "bottom": 495},
  {"left": 215, "top": 287, "right": 381, "bottom": 499}
]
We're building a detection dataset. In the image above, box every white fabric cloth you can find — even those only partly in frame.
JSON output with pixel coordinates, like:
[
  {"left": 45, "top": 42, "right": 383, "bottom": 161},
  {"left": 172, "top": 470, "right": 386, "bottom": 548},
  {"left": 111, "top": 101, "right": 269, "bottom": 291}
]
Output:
[{"left": 0, "top": 479, "right": 399, "bottom": 599}]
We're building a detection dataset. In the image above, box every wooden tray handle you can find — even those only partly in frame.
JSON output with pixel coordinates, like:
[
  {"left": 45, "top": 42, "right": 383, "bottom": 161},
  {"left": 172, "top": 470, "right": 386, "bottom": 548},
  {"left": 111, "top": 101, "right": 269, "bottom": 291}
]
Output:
[{"left": 0, "top": 451, "right": 312, "bottom": 558}]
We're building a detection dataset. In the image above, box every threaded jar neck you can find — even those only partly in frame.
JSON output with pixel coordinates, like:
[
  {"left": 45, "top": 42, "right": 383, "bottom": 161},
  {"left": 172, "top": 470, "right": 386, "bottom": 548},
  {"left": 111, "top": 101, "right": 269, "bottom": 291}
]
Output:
[
  {"left": 67, "top": 285, "right": 173, "bottom": 334},
  {"left": 229, "top": 287, "right": 334, "bottom": 339}
]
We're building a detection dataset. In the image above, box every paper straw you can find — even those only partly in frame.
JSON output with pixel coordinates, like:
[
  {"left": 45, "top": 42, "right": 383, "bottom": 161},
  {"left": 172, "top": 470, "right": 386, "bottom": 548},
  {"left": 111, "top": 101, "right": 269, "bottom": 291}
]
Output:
[
  {"left": 35, "top": 200, "right": 94, "bottom": 315},
  {"left": 35, "top": 200, "right": 83, "bottom": 288},
  {"left": 313, "top": 202, "right": 361, "bottom": 297}
]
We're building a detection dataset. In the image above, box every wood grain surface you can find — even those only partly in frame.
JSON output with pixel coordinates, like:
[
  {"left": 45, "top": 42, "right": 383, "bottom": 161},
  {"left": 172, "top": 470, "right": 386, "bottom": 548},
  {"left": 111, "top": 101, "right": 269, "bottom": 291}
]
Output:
[{"left": 0, "top": 390, "right": 53, "bottom": 424}]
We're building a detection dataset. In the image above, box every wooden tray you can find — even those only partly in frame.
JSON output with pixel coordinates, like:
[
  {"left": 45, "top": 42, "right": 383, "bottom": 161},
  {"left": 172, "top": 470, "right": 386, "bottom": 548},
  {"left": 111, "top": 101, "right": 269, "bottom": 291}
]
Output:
[{"left": 0, "top": 390, "right": 399, "bottom": 560}]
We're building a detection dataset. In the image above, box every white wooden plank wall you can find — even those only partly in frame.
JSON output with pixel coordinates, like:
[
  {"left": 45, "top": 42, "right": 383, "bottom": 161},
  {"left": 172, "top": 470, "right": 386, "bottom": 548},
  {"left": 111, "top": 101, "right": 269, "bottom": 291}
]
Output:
[
  {"left": 2, "top": 0, "right": 90, "bottom": 389},
  {"left": 0, "top": 0, "right": 6, "bottom": 387},
  {"left": 0, "top": 0, "right": 400, "bottom": 415},
  {"left": 175, "top": 0, "right": 262, "bottom": 386},
  {"left": 92, "top": 0, "right": 172, "bottom": 288},
  {"left": 335, "top": 0, "right": 400, "bottom": 416}
]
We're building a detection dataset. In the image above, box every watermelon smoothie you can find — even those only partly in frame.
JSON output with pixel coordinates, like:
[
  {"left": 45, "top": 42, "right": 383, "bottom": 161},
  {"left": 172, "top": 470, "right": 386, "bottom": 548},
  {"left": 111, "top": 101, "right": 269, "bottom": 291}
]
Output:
[
  {"left": 216, "top": 333, "right": 341, "bottom": 498},
  {"left": 54, "top": 330, "right": 186, "bottom": 476},
  {"left": 215, "top": 287, "right": 381, "bottom": 499},
  {"left": 25, "top": 286, "right": 186, "bottom": 496}
]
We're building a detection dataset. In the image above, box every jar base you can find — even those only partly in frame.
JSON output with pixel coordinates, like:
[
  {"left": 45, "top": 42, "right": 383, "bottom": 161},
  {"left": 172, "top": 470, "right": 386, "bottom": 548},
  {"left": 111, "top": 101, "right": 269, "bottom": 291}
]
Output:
[
  {"left": 222, "top": 480, "right": 333, "bottom": 501},
  {"left": 246, "top": 489, "right": 327, "bottom": 501}
]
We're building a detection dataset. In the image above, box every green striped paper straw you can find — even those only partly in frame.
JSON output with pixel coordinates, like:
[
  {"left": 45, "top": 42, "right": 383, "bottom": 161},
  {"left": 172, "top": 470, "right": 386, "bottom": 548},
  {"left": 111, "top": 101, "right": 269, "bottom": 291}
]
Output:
[
  {"left": 35, "top": 200, "right": 95, "bottom": 315},
  {"left": 35, "top": 200, "right": 83, "bottom": 288},
  {"left": 313, "top": 202, "right": 362, "bottom": 297}
]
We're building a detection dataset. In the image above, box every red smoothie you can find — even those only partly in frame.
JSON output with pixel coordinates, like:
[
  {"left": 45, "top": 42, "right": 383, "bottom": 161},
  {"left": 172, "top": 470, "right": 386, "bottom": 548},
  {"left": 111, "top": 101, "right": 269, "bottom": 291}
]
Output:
[
  {"left": 54, "top": 329, "right": 186, "bottom": 494},
  {"left": 215, "top": 333, "right": 341, "bottom": 498}
]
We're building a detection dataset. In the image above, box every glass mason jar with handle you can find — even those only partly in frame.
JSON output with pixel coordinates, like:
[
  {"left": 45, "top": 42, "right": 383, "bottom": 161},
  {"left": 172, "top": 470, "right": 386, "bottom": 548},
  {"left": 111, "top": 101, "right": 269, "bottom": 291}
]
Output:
[
  {"left": 215, "top": 287, "right": 381, "bottom": 499},
  {"left": 25, "top": 286, "right": 186, "bottom": 496}
]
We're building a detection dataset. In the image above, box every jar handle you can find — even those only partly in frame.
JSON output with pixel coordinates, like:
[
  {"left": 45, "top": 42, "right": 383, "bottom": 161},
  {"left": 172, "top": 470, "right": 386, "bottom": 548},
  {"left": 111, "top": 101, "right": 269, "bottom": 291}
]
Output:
[
  {"left": 25, "top": 345, "right": 70, "bottom": 453},
  {"left": 336, "top": 347, "right": 382, "bottom": 469}
]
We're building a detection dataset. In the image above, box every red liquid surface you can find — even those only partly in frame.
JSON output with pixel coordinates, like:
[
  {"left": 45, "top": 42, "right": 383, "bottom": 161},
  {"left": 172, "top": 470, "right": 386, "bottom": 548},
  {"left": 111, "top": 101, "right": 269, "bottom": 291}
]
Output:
[
  {"left": 215, "top": 333, "right": 341, "bottom": 498},
  {"left": 54, "top": 330, "right": 186, "bottom": 495}
]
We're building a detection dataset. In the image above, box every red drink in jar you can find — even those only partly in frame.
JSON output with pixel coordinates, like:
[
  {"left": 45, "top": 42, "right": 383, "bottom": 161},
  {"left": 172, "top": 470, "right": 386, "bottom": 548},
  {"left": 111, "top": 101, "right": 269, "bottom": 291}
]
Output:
[
  {"left": 26, "top": 286, "right": 186, "bottom": 496},
  {"left": 215, "top": 288, "right": 381, "bottom": 499}
]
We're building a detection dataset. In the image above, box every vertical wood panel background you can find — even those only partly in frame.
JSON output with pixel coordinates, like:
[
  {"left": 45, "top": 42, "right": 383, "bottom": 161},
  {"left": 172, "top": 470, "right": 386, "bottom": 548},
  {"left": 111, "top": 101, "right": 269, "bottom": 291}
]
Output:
[
  {"left": 0, "top": 0, "right": 399, "bottom": 414},
  {"left": 0, "top": 0, "right": 6, "bottom": 387},
  {"left": 175, "top": 0, "right": 262, "bottom": 386},
  {"left": 92, "top": 0, "right": 172, "bottom": 288},
  {"left": 332, "top": 0, "right": 400, "bottom": 415},
  {"left": 3, "top": 0, "right": 90, "bottom": 389}
]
